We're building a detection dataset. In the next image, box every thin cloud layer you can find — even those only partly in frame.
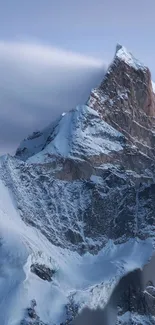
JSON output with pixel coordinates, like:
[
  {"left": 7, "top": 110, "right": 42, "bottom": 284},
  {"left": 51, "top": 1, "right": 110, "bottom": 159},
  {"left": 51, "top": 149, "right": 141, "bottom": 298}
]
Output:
[{"left": 0, "top": 41, "right": 106, "bottom": 154}]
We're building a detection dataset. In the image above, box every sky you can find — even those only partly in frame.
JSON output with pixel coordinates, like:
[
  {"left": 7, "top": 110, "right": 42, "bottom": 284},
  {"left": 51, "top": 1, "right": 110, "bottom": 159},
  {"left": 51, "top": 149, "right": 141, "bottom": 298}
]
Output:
[{"left": 0, "top": 0, "right": 155, "bottom": 154}]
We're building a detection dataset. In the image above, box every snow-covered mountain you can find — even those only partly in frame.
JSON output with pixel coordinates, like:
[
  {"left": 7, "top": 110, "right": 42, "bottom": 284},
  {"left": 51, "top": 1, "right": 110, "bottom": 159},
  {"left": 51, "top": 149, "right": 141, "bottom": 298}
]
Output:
[{"left": 1, "top": 45, "right": 155, "bottom": 325}]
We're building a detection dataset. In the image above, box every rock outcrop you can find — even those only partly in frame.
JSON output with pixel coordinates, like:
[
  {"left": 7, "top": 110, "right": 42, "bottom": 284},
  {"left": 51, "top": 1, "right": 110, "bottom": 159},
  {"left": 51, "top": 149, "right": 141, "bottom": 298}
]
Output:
[
  {"left": 21, "top": 300, "right": 47, "bottom": 325},
  {"left": 30, "top": 263, "right": 55, "bottom": 281},
  {"left": 88, "top": 44, "right": 155, "bottom": 161}
]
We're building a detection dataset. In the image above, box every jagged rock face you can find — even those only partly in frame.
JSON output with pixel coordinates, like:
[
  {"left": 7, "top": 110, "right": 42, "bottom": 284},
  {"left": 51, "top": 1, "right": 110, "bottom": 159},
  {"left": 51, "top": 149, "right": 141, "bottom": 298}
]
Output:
[
  {"left": 116, "top": 270, "right": 147, "bottom": 317},
  {"left": 74, "top": 266, "right": 155, "bottom": 325},
  {"left": 1, "top": 47, "right": 155, "bottom": 255},
  {"left": 1, "top": 45, "right": 155, "bottom": 325},
  {"left": 115, "top": 275, "right": 155, "bottom": 324},
  {"left": 88, "top": 45, "right": 155, "bottom": 160},
  {"left": 1, "top": 155, "right": 155, "bottom": 254}
]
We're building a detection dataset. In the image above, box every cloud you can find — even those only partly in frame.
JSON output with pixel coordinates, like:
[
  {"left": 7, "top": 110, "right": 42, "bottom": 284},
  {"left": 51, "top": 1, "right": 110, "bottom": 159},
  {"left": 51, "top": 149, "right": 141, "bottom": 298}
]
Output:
[{"left": 0, "top": 41, "right": 106, "bottom": 155}]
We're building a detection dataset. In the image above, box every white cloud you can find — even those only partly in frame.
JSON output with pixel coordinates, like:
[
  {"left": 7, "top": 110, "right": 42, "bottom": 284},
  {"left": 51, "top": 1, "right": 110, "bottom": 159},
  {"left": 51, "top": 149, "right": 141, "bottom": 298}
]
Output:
[{"left": 0, "top": 41, "right": 106, "bottom": 154}]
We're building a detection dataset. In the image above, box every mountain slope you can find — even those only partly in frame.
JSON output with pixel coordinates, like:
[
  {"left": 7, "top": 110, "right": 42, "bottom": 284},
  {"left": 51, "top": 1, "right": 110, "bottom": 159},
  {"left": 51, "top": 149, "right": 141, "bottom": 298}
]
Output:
[
  {"left": 16, "top": 105, "right": 125, "bottom": 163},
  {"left": 1, "top": 45, "right": 155, "bottom": 325},
  {"left": 0, "top": 174, "right": 153, "bottom": 324}
]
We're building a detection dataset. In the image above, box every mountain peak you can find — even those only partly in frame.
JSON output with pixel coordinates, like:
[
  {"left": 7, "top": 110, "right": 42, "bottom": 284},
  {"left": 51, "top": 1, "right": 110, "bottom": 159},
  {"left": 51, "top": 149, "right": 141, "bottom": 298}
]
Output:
[
  {"left": 1, "top": 43, "right": 155, "bottom": 325},
  {"left": 114, "top": 43, "right": 146, "bottom": 70},
  {"left": 88, "top": 44, "right": 155, "bottom": 160},
  {"left": 115, "top": 43, "right": 123, "bottom": 51}
]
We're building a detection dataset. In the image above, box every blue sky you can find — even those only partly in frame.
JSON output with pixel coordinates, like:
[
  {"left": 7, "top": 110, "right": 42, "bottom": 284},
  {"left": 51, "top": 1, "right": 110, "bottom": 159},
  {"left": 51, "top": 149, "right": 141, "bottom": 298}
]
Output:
[
  {"left": 0, "top": 0, "right": 155, "bottom": 153},
  {"left": 1, "top": 0, "right": 155, "bottom": 67}
]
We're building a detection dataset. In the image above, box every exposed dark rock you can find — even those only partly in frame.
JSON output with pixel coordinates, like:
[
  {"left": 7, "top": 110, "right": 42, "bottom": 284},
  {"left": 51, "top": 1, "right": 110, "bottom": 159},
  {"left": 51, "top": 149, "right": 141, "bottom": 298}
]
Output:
[
  {"left": 73, "top": 266, "right": 155, "bottom": 325},
  {"left": 88, "top": 45, "right": 155, "bottom": 160},
  {"left": 21, "top": 300, "right": 47, "bottom": 325},
  {"left": 30, "top": 263, "right": 55, "bottom": 281}
]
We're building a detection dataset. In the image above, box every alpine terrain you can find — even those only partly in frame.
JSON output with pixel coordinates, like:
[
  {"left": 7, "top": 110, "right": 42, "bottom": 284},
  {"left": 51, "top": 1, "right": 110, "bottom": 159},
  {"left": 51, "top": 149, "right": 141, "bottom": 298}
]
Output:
[{"left": 0, "top": 44, "right": 155, "bottom": 325}]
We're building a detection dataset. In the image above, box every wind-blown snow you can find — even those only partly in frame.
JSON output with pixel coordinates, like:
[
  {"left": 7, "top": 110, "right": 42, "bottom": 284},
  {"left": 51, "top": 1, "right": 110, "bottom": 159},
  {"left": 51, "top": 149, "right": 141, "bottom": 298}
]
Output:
[
  {"left": 0, "top": 41, "right": 105, "bottom": 155},
  {"left": 0, "top": 165, "right": 153, "bottom": 324}
]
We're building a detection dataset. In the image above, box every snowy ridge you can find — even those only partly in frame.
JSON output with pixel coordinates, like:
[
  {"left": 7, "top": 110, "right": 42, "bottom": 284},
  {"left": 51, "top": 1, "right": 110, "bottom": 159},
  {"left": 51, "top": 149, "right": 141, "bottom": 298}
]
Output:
[
  {"left": 16, "top": 105, "right": 125, "bottom": 164},
  {"left": 15, "top": 115, "right": 62, "bottom": 161},
  {"left": 115, "top": 44, "right": 146, "bottom": 70}
]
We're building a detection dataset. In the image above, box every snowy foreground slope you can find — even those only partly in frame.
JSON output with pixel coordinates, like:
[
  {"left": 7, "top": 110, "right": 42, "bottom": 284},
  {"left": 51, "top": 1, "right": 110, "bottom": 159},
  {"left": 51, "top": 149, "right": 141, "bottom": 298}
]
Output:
[
  {"left": 1, "top": 45, "right": 155, "bottom": 325},
  {"left": 0, "top": 173, "right": 153, "bottom": 325}
]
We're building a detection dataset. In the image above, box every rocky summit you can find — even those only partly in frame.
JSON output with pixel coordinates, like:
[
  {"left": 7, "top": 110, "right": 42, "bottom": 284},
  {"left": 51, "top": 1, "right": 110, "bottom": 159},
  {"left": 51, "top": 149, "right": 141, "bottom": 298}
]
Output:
[
  {"left": 0, "top": 45, "right": 155, "bottom": 325},
  {"left": 88, "top": 44, "right": 155, "bottom": 160}
]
